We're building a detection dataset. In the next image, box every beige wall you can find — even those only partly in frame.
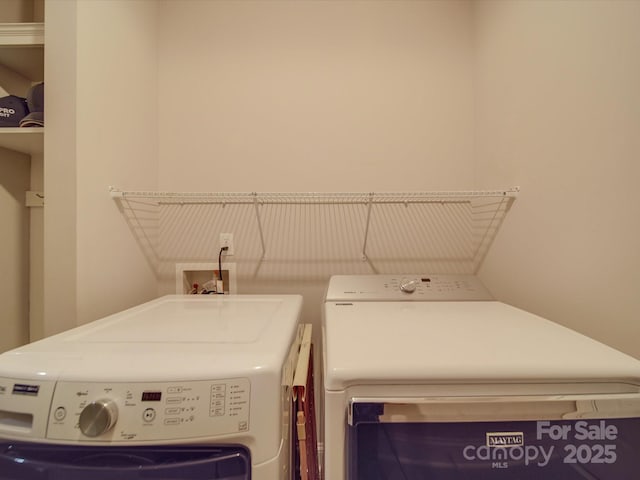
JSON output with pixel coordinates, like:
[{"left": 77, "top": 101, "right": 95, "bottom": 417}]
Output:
[
  {"left": 0, "top": 148, "right": 30, "bottom": 352},
  {"left": 475, "top": 0, "right": 640, "bottom": 358},
  {"left": 43, "top": 0, "right": 159, "bottom": 335},
  {"left": 43, "top": 0, "right": 78, "bottom": 338},
  {"left": 74, "top": 1, "right": 159, "bottom": 324},
  {"left": 157, "top": 0, "right": 476, "bottom": 192},
  {"left": 28, "top": 152, "right": 43, "bottom": 340}
]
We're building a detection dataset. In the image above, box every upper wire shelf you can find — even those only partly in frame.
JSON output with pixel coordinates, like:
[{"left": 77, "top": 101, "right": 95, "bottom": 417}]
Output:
[
  {"left": 109, "top": 188, "right": 518, "bottom": 205},
  {"left": 110, "top": 187, "right": 518, "bottom": 272}
]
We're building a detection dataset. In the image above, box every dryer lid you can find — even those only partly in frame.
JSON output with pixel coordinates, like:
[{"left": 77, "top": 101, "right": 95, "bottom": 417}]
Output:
[{"left": 323, "top": 300, "right": 640, "bottom": 390}]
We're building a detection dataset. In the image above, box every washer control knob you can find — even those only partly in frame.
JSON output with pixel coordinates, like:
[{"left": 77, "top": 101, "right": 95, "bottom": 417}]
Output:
[
  {"left": 400, "top": 278, "right": 420, "bottom": 294},
  {"left": 79, "top": 399, "right": 118, "bottom": 437}
]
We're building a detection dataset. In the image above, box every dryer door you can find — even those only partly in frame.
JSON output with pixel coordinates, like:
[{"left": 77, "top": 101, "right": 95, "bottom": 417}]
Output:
[
  {"left": 348, "top": 394, "right": 640, "bottom": 480},
  {"left": 0, "top": 443, "right": 250, "bottom": 480}
]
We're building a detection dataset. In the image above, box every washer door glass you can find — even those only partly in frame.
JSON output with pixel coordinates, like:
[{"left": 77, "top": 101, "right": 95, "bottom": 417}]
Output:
[
  {"left": 0, "top": 443, "right": 250, "bottom": 480},
  {"left": 349, "top": 400, "right": 640, "bottom": 480}
]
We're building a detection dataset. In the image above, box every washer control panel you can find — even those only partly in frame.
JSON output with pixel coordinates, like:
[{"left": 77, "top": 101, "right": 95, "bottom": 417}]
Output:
[
  {"left": 46, "top": 378, "right": 250, "bottom": 442},
  {"left": 326, "top": 274, "right": 494, "bottom": 301}
]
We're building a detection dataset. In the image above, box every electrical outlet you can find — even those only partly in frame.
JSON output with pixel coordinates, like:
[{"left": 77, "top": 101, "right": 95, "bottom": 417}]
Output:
[{"left": 219, "top": 233, "right": 234, "bottom": 256}]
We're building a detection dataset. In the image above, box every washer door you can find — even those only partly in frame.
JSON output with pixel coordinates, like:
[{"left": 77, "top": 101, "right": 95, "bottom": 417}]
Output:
[{"left": 0, "top": 443, "right": 250, "bottom": 480}]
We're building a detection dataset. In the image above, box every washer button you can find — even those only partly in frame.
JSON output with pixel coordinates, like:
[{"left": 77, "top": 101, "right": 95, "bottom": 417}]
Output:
[
  {"left": 54, "top": 407, "right": 67, "bottom": 421},
  {"left": 142, "top": 408, "right": 156, "bottom": 423}
]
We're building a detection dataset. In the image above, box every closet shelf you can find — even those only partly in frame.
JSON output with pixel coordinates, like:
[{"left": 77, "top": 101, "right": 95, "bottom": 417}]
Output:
[
  {"left": 0, "top": 23, "right": 45, "bottom": 80},
  {"left": 0, "top": 23, "right": 44, "bottom": 45},
  {"left": 0, "top": 128, "right": 43, "bottom": 155},
  {"left": 110, "top": 187, "right": 518, "bottom": 269}
]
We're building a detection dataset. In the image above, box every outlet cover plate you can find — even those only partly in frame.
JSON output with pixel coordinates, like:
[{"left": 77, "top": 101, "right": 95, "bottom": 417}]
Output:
[{"left": 219, "top": 233, "right": 234, "bottom": 255}]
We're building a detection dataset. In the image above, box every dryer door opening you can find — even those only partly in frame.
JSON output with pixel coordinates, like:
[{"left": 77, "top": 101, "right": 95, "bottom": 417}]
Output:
[
  {"left": 348, "top": 395, "right": 640, "bottom": 480},
  {"left": 0, "top": 443, "right": 250, "bottom": 480}
]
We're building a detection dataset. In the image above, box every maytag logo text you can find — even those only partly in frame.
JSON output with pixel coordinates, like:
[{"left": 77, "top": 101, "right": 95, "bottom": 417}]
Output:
[{"left": 487, "top": 432, "right": 525, "bottom": 448}]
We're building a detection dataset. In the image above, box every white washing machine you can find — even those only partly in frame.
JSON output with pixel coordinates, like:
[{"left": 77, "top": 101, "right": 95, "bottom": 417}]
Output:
[
  {"left": 0, "top": 294, "right": 304, "bottom": 480},
  {"left": 322, "top": 275, "right": 640, "bottom": 480}
]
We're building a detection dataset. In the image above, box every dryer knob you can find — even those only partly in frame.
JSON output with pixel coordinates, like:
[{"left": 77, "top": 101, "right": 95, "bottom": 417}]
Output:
[
  {"left": 79, "top": 399, "right": 118, "bottom": 437},
  {"left": 400, "top": 278, "right": 419, "bottom": 294}
]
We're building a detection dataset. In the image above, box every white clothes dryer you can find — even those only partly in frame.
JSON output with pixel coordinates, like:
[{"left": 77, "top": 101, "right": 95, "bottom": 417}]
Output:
[
  {"left": 322, "top": 275, "right": 640, "bottom": 480},
  {"left": 0, "top": 294, "right": 304, "bottom": 480}
]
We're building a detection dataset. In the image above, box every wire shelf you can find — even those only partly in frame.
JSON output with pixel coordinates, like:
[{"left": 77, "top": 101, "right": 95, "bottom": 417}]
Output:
[
  {"left": 110, "top": 188, "right": 518, "bottom": 203},
  {"left": 109, "top": 187, "right": 519, "bottom": 276}
]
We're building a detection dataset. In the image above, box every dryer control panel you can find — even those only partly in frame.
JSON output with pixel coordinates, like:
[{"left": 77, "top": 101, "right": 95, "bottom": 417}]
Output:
[
  {"left": 325, "top": 274, "right": 493, "bottom": 302},
  {"left": 45, "top": 378, "right": 250, "bottom": 442}
]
